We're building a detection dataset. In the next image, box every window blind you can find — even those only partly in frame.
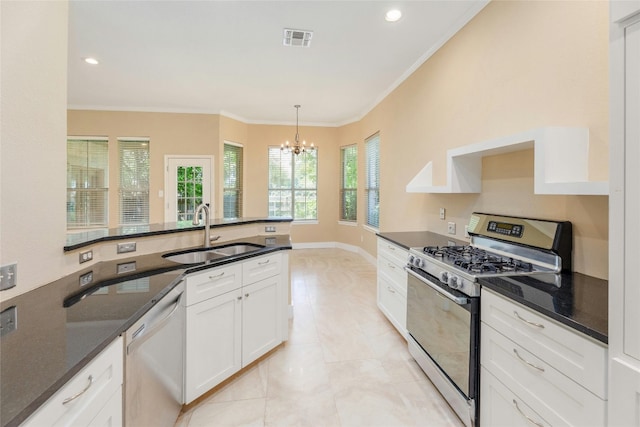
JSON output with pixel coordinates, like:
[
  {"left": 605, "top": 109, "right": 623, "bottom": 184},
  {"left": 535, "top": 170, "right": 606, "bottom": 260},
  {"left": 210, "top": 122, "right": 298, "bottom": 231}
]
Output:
[
  {"left": 223, "top": 142, "right": 244, "bottom": 219},
  {"left": 268, "top": 147, "right": 317, "bottom": 220},
  {"left": 67, "top": 137, "right": 109, "bottom": 228},
  {"left": 365, "top": 133, "right": 380, "bottom": 229},
  {"left": 340, "top": 144, "right": 357, "bottom": 222},
  {"left": 118, "top": 138, "right": 150, "bottom": 225}
]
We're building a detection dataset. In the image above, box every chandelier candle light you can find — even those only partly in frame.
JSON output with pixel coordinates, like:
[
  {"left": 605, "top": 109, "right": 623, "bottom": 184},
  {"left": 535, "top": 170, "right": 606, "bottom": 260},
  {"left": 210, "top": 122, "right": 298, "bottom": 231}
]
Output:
[{"left": 281, "top": 104, "right": 315, "bottom": 155}]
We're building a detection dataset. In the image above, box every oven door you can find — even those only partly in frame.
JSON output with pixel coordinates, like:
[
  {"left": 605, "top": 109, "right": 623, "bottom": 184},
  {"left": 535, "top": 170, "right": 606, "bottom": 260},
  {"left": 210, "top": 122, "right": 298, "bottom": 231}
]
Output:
[{"left": 406, "top": 267, "right": 479, "bottom": 426}]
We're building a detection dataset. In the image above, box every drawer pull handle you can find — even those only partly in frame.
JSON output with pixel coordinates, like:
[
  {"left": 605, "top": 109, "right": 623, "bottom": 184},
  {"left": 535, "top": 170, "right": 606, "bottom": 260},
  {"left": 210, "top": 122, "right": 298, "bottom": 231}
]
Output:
[
  {"left": 513, "top": 311, "right": 545, "bottom": 329},
  {"left": 209, "top": 272, "right": 225, "bottom": 280},
  {"left": 513, "top": 349, "right": 545, "bottom": 372},
  {"left": 62, "top": 375, "right": 94, "bottom": 405},
  {"left": 513, "top": 399, "right": 544, "bottom": 427},
  {"left": 210, "top": 235, "right": 221, "bottom": 242},
  {"left": 387, "top": 286, "right": 396, "bottom": 293},
  {"left": 387, "top": 245, "right": 395, "bottom": 250},
  {"left": 258, "top": 259, "right": 271, "bottom": 265},
  {"left": 388, "top": 263, "right": 395, "bottom": 269}
]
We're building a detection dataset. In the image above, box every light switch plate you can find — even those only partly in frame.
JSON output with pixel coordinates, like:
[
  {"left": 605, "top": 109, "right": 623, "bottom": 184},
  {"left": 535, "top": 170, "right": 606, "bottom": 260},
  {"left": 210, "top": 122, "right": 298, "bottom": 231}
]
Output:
[
  {"left": 0, "top": 306, "right": 17, "bottom": 336},
  {"left": 79, "top": 271, "right": 94, "bottom": 287},
  {"left": 117, "top": 261, "right": 136, "bottom": 274},
  {"left": 0, "top": 263, "right": 17, "bottom": 290},
  {"left": 117, "top": 242, "right": 137, "bottom": 254},
  {"left": 439, "top": 208, "right": 446, "bottom": 220}
]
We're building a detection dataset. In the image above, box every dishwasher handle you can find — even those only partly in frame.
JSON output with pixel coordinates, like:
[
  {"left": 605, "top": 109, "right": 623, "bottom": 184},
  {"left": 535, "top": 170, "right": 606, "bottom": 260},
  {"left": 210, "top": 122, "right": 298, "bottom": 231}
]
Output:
[{"left": 127, "top": 287, "right": 184, "bottom": 355}]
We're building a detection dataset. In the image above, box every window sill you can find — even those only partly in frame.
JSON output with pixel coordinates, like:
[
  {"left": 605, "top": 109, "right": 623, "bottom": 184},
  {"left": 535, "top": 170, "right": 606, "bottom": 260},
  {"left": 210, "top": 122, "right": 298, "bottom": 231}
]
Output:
[
  {"left": 338, "top": 221, "right": 358, "bottom": 227},
  {"left": 292, "top": 220, "right": 319, "bottom": 225},
  {"left": 363, "top": 224, "right": 379, "bottom": 234}
]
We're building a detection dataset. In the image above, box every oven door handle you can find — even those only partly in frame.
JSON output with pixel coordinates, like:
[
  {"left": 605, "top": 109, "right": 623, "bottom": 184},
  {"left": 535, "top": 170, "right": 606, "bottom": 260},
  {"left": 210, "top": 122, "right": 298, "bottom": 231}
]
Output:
[{"left": 405, "top": 267, "right": 470, "bottom": 305}]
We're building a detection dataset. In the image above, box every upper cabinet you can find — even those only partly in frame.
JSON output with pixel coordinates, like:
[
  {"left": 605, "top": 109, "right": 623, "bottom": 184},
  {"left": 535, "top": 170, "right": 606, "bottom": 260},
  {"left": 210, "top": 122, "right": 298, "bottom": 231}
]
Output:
[{"left": 405, "top": 127, "right": 609, "bottom": 195}]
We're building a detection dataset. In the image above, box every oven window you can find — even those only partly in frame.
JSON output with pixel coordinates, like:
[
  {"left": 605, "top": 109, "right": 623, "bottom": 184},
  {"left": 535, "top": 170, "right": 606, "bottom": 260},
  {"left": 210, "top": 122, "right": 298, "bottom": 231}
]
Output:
[{"left": 407, "top": 273, "right": 471, "bottom": 397}]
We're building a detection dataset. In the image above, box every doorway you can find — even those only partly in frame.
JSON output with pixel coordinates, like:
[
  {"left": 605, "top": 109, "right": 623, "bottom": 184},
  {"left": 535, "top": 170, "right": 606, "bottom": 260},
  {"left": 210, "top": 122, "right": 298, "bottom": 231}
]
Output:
[{"left": 164, "top": 156, "right": 213, "bottom": 223}]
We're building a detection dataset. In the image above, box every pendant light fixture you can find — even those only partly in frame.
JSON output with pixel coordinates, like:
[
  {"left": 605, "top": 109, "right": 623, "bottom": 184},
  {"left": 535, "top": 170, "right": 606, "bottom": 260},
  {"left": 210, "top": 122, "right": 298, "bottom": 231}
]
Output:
[{"left": 281, "top": 104, "right": 315, "bottom": 155}]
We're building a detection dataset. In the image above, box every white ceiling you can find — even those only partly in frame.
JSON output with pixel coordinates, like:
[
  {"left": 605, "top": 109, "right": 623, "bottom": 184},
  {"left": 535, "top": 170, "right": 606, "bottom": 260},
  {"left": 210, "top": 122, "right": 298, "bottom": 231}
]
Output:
[{"left": 67, "top": 0, "right": 488, "bottom": 126}]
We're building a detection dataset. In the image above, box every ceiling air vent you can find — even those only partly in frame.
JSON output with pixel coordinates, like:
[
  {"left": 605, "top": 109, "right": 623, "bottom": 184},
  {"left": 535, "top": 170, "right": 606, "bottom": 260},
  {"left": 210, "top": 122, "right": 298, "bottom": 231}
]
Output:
[{"left": 283, "top": 29, "right": 313, "bottom": 47}]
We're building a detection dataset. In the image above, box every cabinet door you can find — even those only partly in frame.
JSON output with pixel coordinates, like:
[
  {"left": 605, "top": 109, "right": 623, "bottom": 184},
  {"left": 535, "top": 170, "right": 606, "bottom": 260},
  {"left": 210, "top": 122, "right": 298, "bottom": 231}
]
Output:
[
  {"left": 242, "top": 277, "right": 281, "bottom": 366},
  {"left": 610, "top": 358, "right": 640, "bottom": 427},
  {"left": 86, "top": 387, "right": 122, "bottom": 427},
  {"left": 184, "top": 289, "right": 242, "bottom": 404},
  {"left": 624, "top": 19, "right": 640, "bottom": 360},
  {"left": 377, "top": 274, "right": 407, "bottom": 337}
]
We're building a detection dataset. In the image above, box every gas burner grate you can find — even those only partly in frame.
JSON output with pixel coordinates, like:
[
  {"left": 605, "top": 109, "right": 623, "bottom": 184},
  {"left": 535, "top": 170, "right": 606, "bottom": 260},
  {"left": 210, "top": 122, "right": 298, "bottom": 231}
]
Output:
[{"left": 421, "top": 245, "right": 534, "bottom": 275}]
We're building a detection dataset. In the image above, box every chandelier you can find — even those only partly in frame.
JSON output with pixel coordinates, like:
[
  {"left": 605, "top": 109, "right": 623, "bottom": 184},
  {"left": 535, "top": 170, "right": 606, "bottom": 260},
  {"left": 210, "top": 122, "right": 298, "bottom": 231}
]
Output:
[{"left": 281, "top": 104, "right": 315, "bottom": 155}]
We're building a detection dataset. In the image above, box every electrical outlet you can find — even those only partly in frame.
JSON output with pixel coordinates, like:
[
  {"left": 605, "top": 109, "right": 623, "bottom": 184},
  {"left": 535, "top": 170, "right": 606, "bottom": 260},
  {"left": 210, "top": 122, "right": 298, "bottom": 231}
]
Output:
[
  {"left": 0, "top": 263, "right": 17, "bottom": 290},
  {"left": 79, "top": 250, "right": 93, "bottom": 264},
  {"left": 448, "top": 222, "right": 456, "bottom": 235},
  {"left": 79, "top": 271, "right": 94, "bottom": 287},
  {"left": 117, "top": 242, "right": 137, "bottom": 254},
  {"left": 439, "top": 208, "right": 446, "bottom": 220},
  {"left": 117, "top": 261, "right": 136, "bottom": 274},
  {"left": 264, "top": 226, "right": 276, "bottom": 233},
  {"left": 465, "top": 225, "right": 470, "bottom": 238},
  {"left": 0, "top": 306, "right": 17, "bottom": 336}
]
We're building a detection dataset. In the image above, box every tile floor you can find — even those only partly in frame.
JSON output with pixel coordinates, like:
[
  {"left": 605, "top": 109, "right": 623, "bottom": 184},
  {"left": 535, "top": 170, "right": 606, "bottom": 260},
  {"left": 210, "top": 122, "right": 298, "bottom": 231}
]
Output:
[{"left": 175, "top": 248, "right": 463, "bottom": 427}]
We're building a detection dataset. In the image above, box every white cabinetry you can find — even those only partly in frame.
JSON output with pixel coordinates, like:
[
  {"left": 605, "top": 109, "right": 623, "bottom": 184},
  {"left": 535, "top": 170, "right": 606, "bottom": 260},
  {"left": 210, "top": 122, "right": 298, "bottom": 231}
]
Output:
[
  {"left": 184, "top": 252, "right": 286, "bottom": 404},
  {"left": 22, "top": 337, "right": 123, "bottom": 427},
  {"left": 481, "top": 290, "right": 607, "bottom": 426},
  {"left": 609, "top": 2, "right": 640, "bottom": 425},
  {"left": 376, "top": 238, "right": 408, "bottom": 337}
]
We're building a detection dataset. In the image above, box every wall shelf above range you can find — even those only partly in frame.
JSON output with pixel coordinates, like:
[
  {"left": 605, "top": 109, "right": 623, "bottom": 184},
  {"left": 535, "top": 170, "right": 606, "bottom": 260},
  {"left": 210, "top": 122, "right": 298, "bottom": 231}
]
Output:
[{"left": 405, "top": 127, "right": 609, "bottom": 195}]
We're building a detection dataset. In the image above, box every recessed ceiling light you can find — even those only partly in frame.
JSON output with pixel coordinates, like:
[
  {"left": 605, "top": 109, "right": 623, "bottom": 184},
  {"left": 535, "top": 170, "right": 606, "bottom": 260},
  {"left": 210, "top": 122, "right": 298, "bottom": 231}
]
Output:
[
  {"left": 83, "top": 57, "right": 99, "bottom": 65},
  {"left": 385, "top": 9, "right": 402, "bottom": 22}
]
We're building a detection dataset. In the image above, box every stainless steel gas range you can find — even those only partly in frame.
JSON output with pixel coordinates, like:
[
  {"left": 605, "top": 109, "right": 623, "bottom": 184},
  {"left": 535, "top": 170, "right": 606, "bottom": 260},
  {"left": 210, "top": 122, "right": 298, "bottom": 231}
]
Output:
[{"left": 405, "top": 212, "right": 572, "bottom": 427}]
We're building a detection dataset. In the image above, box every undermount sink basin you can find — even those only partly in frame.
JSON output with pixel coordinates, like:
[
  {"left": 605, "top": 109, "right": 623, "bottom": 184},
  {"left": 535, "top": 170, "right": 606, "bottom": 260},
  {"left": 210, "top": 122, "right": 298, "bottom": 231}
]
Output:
[
  {"left": 210, "top": 244, "right": 264, "bottom": 257},
  {"left": 163, "top": 243, "right": 265, "bottom": 264}
]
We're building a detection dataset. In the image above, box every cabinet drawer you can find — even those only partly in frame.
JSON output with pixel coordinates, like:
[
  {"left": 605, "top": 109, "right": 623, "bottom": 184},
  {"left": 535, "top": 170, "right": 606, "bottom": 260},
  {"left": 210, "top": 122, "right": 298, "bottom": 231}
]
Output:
[
  {"left": 481, "top": 367, "right": 552, "bottom": 427},
  {"left": 377, "top": 239, "right": 408, "bottom": 267},
  {"left": 185, "top": 263, "right": 242, "bottom": 306},
  {"left": 243, "top": 252, "right": 282, "bottom": 285},
  {"left": 377, "top": 254, "right": 407, "bottom": 293},
  {"left": 22, "top": 337, "right": 123, "bottom": 427},
  {"left": 481, "top": 324, "right": 607, "bottom": 426},
  {"left": 481, "top": 289, "right": 607, "bottom": 398}
]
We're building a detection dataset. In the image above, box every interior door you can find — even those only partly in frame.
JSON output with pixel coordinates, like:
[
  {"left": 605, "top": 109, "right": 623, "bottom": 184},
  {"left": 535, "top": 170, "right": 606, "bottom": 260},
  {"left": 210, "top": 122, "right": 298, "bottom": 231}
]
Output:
[{"left": 165, "top": 156, "right": 213, "bottom": 223}]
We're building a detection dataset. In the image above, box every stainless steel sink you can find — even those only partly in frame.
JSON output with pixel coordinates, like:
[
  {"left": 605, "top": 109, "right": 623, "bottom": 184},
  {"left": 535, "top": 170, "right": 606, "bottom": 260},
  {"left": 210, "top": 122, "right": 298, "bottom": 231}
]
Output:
[
  {"left": 163, "top": 243, "right": 265, "bottom": 264},
  {"left": 210, "top": 244, "right": 264, "bottom": 257}
]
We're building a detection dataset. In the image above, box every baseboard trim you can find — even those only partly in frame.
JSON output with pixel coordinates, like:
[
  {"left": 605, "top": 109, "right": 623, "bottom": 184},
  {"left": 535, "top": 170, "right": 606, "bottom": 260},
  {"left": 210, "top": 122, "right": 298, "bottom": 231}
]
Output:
[{"left": 290, "top": 241, "right": 376, "bottom": 265}]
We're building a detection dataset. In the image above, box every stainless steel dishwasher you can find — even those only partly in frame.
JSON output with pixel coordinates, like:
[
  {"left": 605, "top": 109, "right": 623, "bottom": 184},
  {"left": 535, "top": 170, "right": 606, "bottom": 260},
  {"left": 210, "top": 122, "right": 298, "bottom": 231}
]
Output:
[{"left": 125, "top": 281, "right": 185, "bottom": 427}]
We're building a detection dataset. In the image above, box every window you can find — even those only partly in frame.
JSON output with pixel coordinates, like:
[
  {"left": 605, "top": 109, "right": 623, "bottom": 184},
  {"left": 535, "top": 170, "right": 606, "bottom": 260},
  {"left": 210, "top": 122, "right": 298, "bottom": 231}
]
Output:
[
  {"left": 340, "top": 145, "right": 357, "bottom": 222},
  {"left": 365, "top": 133, "right": 380, "bottom": 229},
  {"left": 67, "top": 137, "right": 109, "bottom": 228},
  {"left": 223, "top": 142, "right": 243, "bottom": 218},
  {"left": 268, "top": 147, "right": 317, "bottom": 220},
  {"left": 118, "top": 138, "right": 150, "bottom": 225}
]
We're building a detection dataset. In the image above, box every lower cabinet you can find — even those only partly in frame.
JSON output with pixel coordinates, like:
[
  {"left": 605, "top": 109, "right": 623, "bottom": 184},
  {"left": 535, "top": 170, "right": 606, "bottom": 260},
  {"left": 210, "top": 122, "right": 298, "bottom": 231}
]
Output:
[
  {"left": 21, "top": 337, "right": 123, "bottom": 427},
  {"left": 184, "top": 288, "right": 243, "bottom": 404},
  {"left": 376, "top": 238, "right": 408, "bottom": 337},
  {"left": 480, "top": 289, "right": 607, "bottom": 426},
  {"left": 183, "top": 252, "right": 286, "bottom": 404}
]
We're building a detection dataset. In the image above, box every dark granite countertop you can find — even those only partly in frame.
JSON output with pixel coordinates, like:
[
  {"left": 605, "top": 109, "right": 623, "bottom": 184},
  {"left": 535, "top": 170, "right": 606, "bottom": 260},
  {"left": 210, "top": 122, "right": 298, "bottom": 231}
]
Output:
[
  {"left": 376, "top": 230, "right": 608, "bottom": 344},
  {"left": 0, "top": 235, "right": 291, "bottom": 427},
  {"left": 65, "top": 217, "right": 293, "bottom": 251},
  {"left": 479, "top": 272, "right": 608, "bottom": 344},
  {"left": 377, "top": 231, "right": 467, "bottom": 250}
]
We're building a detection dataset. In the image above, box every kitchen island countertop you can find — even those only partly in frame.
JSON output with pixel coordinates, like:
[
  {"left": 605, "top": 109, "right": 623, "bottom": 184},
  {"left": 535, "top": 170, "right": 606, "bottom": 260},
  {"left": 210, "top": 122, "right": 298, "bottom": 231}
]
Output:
[{"left": 0, "top": 234, "right": 291, "bottom": 427}]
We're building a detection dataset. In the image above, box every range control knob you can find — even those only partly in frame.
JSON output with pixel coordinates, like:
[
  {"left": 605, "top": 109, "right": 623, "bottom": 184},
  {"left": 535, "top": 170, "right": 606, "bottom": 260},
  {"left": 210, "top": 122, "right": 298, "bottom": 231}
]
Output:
[
  {"left": 416, "top": 258, "right": 425, "bottom": 268},
  {"left": 440, "top": 271, "right": 449, "bottom": 284},
  {"left": 408, "top": 255, "right": 415, "bottom": 265},
  {"left": 449, "top": 275, "right": 461, "bottom": 289}
]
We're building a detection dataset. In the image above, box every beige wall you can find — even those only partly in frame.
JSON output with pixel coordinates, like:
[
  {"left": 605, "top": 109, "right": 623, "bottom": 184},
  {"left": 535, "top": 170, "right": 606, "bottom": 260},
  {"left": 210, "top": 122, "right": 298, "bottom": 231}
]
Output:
[
  {"left": 66, "top": 0, "right": 609, "bottom": 280},
  {"left": 67, "top": 110, "right": 220, "bottom": 222},
  {"left": 2, "top": 0, "right": 610, "bottom": 299},
  {"left": 1, "top": 1, "right": 69, "bottom": 300},
  {"left": 354, "top": 0, "right": 609, "bottom": 278}
]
